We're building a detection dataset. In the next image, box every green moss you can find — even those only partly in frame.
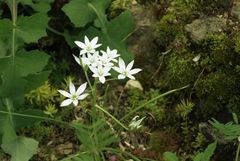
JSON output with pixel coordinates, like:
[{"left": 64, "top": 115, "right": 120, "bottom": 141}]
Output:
[{"left": 235, "top": 32, "right": 240, "bottom": 54}]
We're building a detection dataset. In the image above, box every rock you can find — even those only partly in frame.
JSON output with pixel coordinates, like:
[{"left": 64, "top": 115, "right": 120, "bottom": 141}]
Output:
[
  {"left": 231, "top": 0, "right": 240, "bottom": 21},
  {"left": 185, "top": 16, "right": 227, "bottom": 43}
]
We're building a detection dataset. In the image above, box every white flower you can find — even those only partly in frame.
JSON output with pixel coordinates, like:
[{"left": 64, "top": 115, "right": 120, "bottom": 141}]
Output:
[
  {"left": 58, "top": 81, "right": 89, "bottom": 107},
  {"left": 74, "top": 36, "right": 102, "bottom": 55},
  {"left": 129, "top": 116, "right": 145, "bottom": 130},
  {"left": 98, "top": 52, "right": 114, "bottom": 67},
  {"left": 72, "top": 54, "right": 88, "bottom": 67},
  {"left": 85, "top": 52, "right": 100, "bottom": 67},
  {"left": 113, "top": 58, "right": 142, "bottom": 80},
  {"left": 101, "top": 47, "right": 119, "bottom": 62},
  {"left": 89, "top": 65, "right": 111, "bottom": 84}
]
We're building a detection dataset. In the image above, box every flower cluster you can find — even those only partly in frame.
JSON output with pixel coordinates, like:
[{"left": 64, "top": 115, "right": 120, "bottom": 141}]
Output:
[
  {"left": 58, "top": 36, "right": 142, "bottom": 107},
  {"left": 73, "top": 36, "right": 142, "bottom": 84}
]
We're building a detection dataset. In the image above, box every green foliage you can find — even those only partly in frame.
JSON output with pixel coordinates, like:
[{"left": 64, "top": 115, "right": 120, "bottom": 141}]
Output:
[
  {"left": 62, "top": 119, "right": 118, "bottom": 161},
  {"left": 164, "top": 141, "right": 217, "bottom": 161},
  {"left": 175, "top": 99, "right": 194, "bottom": 118},
  {"left": 154, "top": 0, "right": 199, "bottom": 46},
  {"left": 126, "top": 88, "right": 168, "bottom": 122},
  {"left": 62, "top": 0, "right": 134, "bottom": 62},
  {"left": 26, "top": 81, "right": 59, "bottom": 106},
  {"left": 1, "top": 136, "right": 38, "bottom": 161},
  {"left": 0, "top": 0, "right": 51, "bottom": 160},
  {"left": 163, "top": 152, "right": 179, "bottom": 161},
  {"left": 235, "top": 32, "right": 240, "bottom": 54},
  {"left": 210, "top": 118, "right": 240, "bottom": 141}
]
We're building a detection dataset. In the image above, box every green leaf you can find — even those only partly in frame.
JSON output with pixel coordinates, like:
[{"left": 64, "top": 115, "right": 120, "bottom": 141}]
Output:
[
  {"left": 0, "top": 50, "right": 49, "bottom": 98},
  {"left": 0, "top": 19, "right": 12, "bottom": 41},
  {"left": 233, "top": 112, "right": 239, "bottom": 124},
  {"left": 107, "top": 10, "right": 134, "bottom": 42},
  {"left": 19, "top": 0, "right": 54, "bottom": 13},
  {"left": 193, "top": 153, "right": 203, "bottom": 161},
  {"left": 1, "top": 136, "right": 38, "bottom": 161},
  {"left": 13, "top": 110, "right": 47, "bottom": 130},
  {"left": 62, "top": 0, "right": 110, "bottom": 27},
  {"left": 163, "top": 152, "right": 179, "bottom": 161},
  {"left": 63, "top": 0, "right": 96, "bottom": 27},
  {"left": 201, "top": 141, "right": 217, "bottom": 161},
  {"left": 16, "top": 13, "right": 49, "bottom": 43}
]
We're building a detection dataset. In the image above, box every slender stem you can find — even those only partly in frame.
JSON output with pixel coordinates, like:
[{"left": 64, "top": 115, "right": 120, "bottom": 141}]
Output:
[
  {"left": 88, "top": 3, "right": 107, "bottom": 34},
  {"left": 79, "top": 57, "right": 93, "bottom": 90},
  {"left": 47, "top": 26, "right": 65, "bottom": 37},
  {"left": 236, "top": 142, "right": 240, "bottom": 161},
  {"left": 0, "top": 110, "right": 70, "bottom": 126},
  {"left": 96, "top": 104, "right": 129, "bottom": 131},
  {"left": 120, "top": 85, "right": 189, "bottom": 121}
]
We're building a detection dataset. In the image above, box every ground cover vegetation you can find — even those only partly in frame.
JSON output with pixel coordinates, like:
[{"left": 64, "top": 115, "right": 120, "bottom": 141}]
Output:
[{"left": 0, "top": 0, "right": 240, "bottom": 161}]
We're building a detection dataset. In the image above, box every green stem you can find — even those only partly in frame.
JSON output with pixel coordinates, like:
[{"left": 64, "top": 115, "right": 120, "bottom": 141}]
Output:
[
  {"left": 0, "top": 110, "right": 70, "bottom": 126},
  {"left": 88, "top": 3, "right": 107, "bottom": 34},
  {"left": 96, "top": 104, "right": 129, "bottom": 131},
  {"left": 47, "top": 26, "right": 65, "bottom": 37},
  {"left": 79, "top": 58, "right": 93, "bottom": 90},
  {"left": 236, "top": 142, "right": 240, "bottom": 161},
  {"left": 121, "top": 85, "right": 189, "bottom": 121},
  {"left": 5, "top": 99, "right": 14, "bottom": 124}
]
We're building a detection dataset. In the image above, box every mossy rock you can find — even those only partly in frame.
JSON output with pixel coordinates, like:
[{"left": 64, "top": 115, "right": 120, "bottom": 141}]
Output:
[{"left": 185, "top": 17, "right": 227, "bottom": 43}]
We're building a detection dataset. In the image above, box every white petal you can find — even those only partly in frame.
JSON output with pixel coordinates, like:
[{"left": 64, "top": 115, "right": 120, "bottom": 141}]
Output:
[
  {"left": 94, "top": 43, "right": 102, "bottom": 48},
  {"left": 69, "top": 81, "right": 76, "bottom": 94},
  {"left": 99, "top": 76, "right": 106, "bottom": 84},
  {"left": 113, "top": 67, "right": 123, "bottom": 73},
  {"left": 84, "top": 36, "right": 90, "bottom": 44},
  {"left": 118, "top": 58, "right": 126, "bottom": 70},
  {"left": 126, "top": 60, "right": 134, "bottom": 71},
  {"left": 127, "top": 74, "right": 135, "bottom": 80},
  {"left": 130, "top": 68, "right": 142, "bottom": 75},
  {"left": 73, "top": 55, "right": 81, "bottom": 65},
  {"left": 91, "top": 37, "right": 98, "bottom": 45},
  {"left": 58, "top": 90, "right": 71, "bottom": 98},
  {"left": 78, "top": 93, "right": 89, "bottom": 100},
  {"left": 80, "top": 50, "right": 87, "bottom": 55},
  {"left": 74, "top": 41, "right": 85, "bottom": 49},
  {"left": 73, "top": 100, "right": 78, "bottom": 106},
  {"left": 118, "top": 74, "right": 126, "bottom": 79},
  {"left": 60, "top": 99, "right": 72, "bottom": 107},
  {"left": 76, "top": 82, "right": 87, "bottom": 95}
]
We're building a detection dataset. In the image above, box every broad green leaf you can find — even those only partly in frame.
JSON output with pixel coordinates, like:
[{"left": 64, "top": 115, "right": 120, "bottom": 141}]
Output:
[
  {"left": 1, "top": 136, "right": 38, "bottom": 161},
  {"left": 18, "top": 0, "right": 54, "bottom": 13},
  {"left": 163, "top": 152, "right": 179, "bottom": 161},
  {"left": 0, "top": 19, "right": 12, "bottom": 41},
  {"left": 107, "top": 10, "right": 134, "bottom": 42},
  {"left": 13, "top": 110, "right": 47, "bottom": 130},
  {"left": 201, "top": 141, "right": 217, "bottom": 161},
  {"left": 62, "top": 0, "right": 110, "bottom": 27},
  {"left": 24, "top": 71, "right": 51, "bottom": 93},
  {"left": 16, "top": 13, "right": 49, "bottom": 43},
  {"left": 0, "top": 49, "right": 49, "bottom": 98},
  {"left": 193, "top": 153, "right": 203, "bottom": 161}
]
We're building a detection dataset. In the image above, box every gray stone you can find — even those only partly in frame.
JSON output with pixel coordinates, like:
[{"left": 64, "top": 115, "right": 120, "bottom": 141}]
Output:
[
  {"left": 231, "top": 0, "right": 240, "bottom": 21},
  {"left": 185, "top": 17, "right": 227, "bottom": 43}
]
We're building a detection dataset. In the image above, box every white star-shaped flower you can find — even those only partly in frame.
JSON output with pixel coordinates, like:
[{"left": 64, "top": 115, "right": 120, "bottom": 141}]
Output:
[
  {"left": 58, "top": 81, "right": 89, "bottom": 107},
  {"left": 98, "top": 52, "right": 114, "bottom": 67},
  {"left": 74, "top": 36, "right": 102, "bottom": 55},
  {"left": 72, "top": 54, "right": 88, "bottom": 67},
  {"left": 113, "top": 58, "right": 142, "bottom": 80},
  {"left": 85, "top": 52, "right": 100, "bottom": 67},
  {"left": 89, "top": 65, "right": 111, "bottom": 84},
  {"left": 101, "top": 47, "right": 119, "bottom": 63}
]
